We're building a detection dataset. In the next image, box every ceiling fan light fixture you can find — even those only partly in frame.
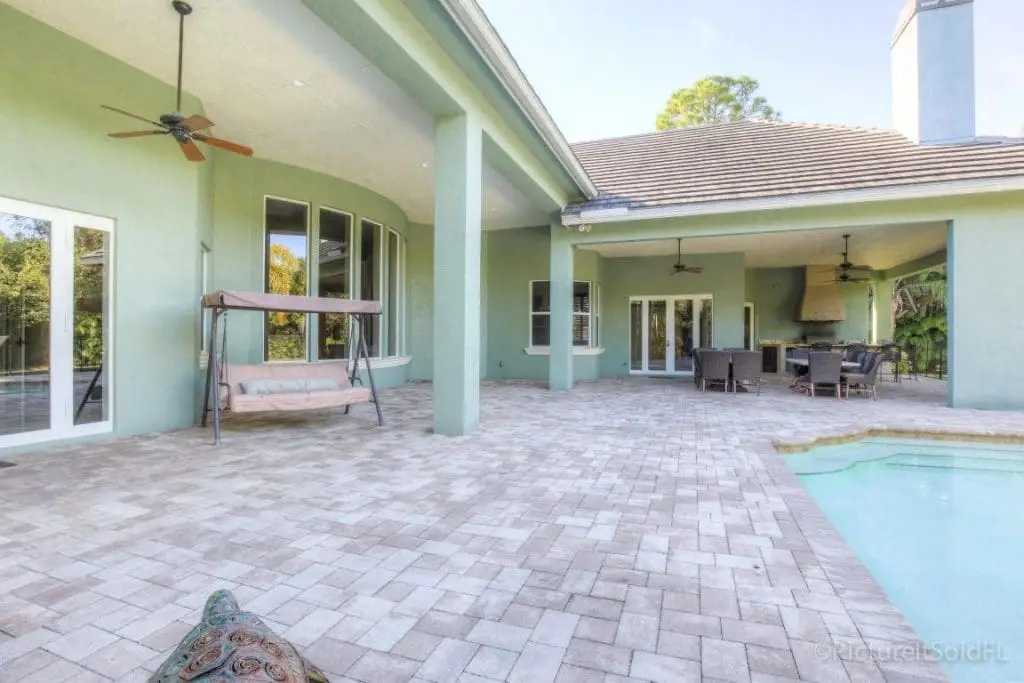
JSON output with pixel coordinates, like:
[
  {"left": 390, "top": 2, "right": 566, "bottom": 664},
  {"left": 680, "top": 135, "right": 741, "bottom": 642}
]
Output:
[{"left": 101, "top": 0, "right": 253, "bottom": 162}]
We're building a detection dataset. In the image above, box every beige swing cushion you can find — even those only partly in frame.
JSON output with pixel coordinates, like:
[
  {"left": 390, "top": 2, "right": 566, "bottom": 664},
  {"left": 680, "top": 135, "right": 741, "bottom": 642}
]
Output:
[{"left": 222, "top": 363, "right": 371, "bottom": 413}]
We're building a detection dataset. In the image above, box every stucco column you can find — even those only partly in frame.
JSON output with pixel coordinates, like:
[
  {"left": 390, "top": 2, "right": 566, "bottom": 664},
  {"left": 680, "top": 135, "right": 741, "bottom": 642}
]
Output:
[
  {"left": 432, "top": 114, "right": 482, "bottom": 435},
  {"left": 549, "top": 225, "right": 574, "bottom": 391},
  {"left": 947, "top": 214, "right": 1024, "bottom": 409},
  {"left": 873, "top": 280, "right": 895, "bottom": 344}
]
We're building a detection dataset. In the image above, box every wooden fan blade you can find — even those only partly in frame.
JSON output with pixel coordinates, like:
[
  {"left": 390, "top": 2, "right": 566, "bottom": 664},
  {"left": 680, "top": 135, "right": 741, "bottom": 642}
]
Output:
[
  {"left": 686, "top": 267, "right": 704, "bottom": 274},
  {"left": 180, "top": 114, "right": 214, "bottom": 132},
  {"left": 178, "top": 138, "right": 206, "bottom": 162},
  {"left": 108, "top": 130, "right": 167, "bottom": 138},
  {"left": 101, "top": 104, "right": 166, "bottom": 128},
  {"left": 193, "top": 133, "right": 253, "bottom": 157}
]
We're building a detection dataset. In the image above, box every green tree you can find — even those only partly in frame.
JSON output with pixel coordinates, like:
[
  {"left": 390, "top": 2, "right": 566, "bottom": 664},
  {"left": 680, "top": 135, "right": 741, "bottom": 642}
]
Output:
[{"left": 655, "top": 75, "right": 780, "bottom": 130}]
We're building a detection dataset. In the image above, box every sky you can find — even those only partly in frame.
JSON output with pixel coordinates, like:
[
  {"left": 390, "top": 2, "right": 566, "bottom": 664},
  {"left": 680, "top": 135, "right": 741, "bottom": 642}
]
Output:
[{"left": 476, "top": 0, "right": 1024, "bottom": 143}]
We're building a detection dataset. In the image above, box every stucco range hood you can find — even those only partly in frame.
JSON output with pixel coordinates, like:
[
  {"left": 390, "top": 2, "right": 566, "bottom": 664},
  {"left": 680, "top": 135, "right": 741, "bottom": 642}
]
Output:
[{"left": 798, "top": 265, "right": 846, "bottom": 322}]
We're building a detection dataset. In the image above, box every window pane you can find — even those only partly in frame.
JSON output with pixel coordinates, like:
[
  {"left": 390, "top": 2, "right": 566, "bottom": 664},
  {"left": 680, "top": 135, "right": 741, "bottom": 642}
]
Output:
[
  {"left": 360, "top": 220, "right": 381, "bottom": 356},
  {"left": 573, "top": 281, "right": 590, "bottom": 313},
  {"left": 265, "top": 198, "right": 308, "bottom": 361},
  {"left": 200, "top": 245, "right": 210, "bottom": 353},
  {"left": 531, "top": 314, "right": 550, "bottom": 346},
  {"left": 700, "top": 298, "right": 714, "bottom": 348},
  {"left": 531, "top": 281, "right": 549, "bottom": 313},
  {"left": 629, "top": 301, "right": 642, "bottom": 370},
  {"left": 573, "top": 314, "right": 590, "bottom": 347},
  {"left": 386, "top": 231, "right": 400, "bottom": 357},
  {"left": 0, "top": 213, "right": 51, "bottom": 435},
  {"left": 73, "top": 227, "right": 109, "bottom": 425},
  {"left": 318, "top": 209, "right": 351, "bottom": 360}
]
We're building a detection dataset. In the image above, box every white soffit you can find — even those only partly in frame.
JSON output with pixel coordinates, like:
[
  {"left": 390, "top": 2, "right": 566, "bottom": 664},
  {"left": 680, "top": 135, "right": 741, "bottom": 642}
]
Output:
[
  {"left": 5, "top": 0, "right": 548, "bottom": 228},
  {"left": 581, "top": 222, "right": 947, "bottom": 270}
]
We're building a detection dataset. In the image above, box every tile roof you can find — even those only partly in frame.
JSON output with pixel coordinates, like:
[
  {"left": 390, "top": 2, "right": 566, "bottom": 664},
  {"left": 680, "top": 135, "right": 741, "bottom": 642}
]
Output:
[{"left": 566, "top": 119, "right": 1024, "bottom": 216}]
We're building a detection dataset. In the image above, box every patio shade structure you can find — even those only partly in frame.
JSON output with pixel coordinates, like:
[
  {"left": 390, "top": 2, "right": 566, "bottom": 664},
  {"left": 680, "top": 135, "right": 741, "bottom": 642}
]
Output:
[{"left": 200, "top": 290, "right": 383, "bottom": 444}]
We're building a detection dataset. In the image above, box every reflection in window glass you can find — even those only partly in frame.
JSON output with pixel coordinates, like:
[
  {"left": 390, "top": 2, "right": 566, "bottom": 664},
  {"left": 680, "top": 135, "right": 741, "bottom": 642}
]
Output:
[
  {"left": 630, "top": 301, "right": 643, "bottom": 370},
  {"left": 0, "top": 213, "right": 51, "bottom": 435},
  {"left": 359, "top": 220, "right": 381, "bottom": 357},
  {"left": 573, "top": 281, "right": 590, "bottom": 346},
  {"left": 530, "top": 281, "right": 550, "bottom": 346},
  {"left": 700, "top": 298, "right": 714, "bottom": 348},
  {"left": 318, "top": 209, "right": 351, "bottom": 360},
  {"left": 386, "top": 230, "right": 400, "bottom": 357},
  {"left": 73, "top": 227, "right": 109, "bottom": 425},
  {"left": 264, "top": 198, "right": 308, "bottom": 361}
]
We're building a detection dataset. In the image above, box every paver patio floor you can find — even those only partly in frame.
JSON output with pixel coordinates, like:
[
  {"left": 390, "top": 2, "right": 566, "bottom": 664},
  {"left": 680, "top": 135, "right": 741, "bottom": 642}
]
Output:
[{"left": 1, "top": 376, "right": 1020, "bottom": 682}]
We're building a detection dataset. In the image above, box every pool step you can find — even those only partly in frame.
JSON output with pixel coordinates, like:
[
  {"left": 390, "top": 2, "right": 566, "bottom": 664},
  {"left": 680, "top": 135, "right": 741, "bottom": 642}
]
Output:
[{"left": 886, "top": 453, "right": 1024, "bottom": 474}]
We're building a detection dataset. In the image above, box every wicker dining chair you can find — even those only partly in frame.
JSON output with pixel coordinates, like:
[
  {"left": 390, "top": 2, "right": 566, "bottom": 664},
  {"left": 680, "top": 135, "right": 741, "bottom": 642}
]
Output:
[
  {"left": 730, "top": 350, "right": 763, "bottom": 395},
  {"left": 808, "top": 351, "right": 842, "bottom": 399},
  {"left": 699, "top": 350, "right": 731, "bottom": 393},
  {"left": 843, "top": 351, "right": 883, "bottom": 400}
]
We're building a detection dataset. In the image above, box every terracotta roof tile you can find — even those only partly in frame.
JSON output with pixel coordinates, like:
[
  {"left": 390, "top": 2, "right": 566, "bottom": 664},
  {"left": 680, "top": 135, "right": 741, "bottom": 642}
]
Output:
[{"left": 566, "top": 119, "right": 1024, "bottom": 214}]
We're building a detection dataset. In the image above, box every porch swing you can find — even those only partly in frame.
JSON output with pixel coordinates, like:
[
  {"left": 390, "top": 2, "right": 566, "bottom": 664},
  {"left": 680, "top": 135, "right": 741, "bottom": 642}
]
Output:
[{"left": 200, "top": 290, "right": 383, "bottom": 445}]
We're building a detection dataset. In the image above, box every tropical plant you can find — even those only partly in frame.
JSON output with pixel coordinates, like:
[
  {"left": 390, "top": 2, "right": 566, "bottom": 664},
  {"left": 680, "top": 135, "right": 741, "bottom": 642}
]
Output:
[{"left": 892, "top": 267, "right": 947, "bottom": 375}]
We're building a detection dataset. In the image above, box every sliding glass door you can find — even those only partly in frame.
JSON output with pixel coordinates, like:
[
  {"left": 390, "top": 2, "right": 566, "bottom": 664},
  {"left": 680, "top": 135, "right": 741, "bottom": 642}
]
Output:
[
  {"left": 629, "top": 295, "right": 712, "bottom": 375},
  {"left": 0, "top": 197, "right": 113, "bottom": 448}
]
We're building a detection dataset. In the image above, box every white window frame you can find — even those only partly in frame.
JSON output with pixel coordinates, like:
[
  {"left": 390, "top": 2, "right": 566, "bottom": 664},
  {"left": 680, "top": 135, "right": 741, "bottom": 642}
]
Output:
[
  {"left": 525, "top": 279, "right": 605, "bottom": 356},
  {"left": 314, "top": 206, "right": 354, "bottom": 363},
  {"left": 262, "top": 195, "right": 311, "bottom": 363},
  {"left": 199, "top": 243, "right": 211, "bottom": 368},
  {"left": 383, "top": 227, "right": 405, "bottom": 358},
  {"left": 0, "top": 195, "right": 115, "bottom": 448},
  {"left": 354, "top": 218, "right": 406, "bottom": 361}
]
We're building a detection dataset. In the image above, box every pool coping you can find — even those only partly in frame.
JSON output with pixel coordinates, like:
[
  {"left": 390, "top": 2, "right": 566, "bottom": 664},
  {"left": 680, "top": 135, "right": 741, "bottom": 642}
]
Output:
[
  {"left": 773, "top": 428, "right": 1024, "bottom": 454},
  {"left": 757, "top": 436, "right": 955, "bottom": 682}
]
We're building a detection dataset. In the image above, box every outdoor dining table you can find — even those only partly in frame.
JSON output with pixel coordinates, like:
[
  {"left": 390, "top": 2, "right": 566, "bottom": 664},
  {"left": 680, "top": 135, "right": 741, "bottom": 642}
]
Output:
[{"left": 785, "top": 358, "right": 862, "bottom": 370}]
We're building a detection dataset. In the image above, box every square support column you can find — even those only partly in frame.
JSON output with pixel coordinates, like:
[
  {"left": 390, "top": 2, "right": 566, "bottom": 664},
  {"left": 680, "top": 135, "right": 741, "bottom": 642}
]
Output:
[
  {"left": 432, "top": 114, "right": 482, "bottom": 435},
  {"left": 549, "top": 225, "right": 574, "bottom": 391},
  {"left": 947, "top": 214, "right": 1024, "bottom": 409}
]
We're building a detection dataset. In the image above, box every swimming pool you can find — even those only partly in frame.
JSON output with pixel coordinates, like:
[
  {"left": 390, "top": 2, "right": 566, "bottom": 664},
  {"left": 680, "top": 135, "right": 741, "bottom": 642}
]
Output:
[{"left": 786, "top": 438, "right": 1024, "bottom": 683}]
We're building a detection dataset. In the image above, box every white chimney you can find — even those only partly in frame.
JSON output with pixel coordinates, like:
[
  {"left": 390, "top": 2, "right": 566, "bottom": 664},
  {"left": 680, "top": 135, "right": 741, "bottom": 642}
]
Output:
[{"left": 891, "top": 0, "right": 976, "bottom": 144}]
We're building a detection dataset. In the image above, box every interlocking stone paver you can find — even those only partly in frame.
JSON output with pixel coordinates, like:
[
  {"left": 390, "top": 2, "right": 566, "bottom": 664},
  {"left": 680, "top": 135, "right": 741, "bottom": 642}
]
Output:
[
  {"left": 508, "top": 641, "right": 565, "bottom": 682},
  {"left": 415, "top": 637, "right": 479, "bottom": 682},
  {"left": 630, "top": 650, "right": 702, "bottom": 682},
  {"left": 0, "top": 379, "right": 974, "bottom": 682}
]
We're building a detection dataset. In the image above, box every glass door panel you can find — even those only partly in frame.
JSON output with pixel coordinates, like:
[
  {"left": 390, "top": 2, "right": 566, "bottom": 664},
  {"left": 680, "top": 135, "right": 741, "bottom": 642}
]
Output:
[
  {"left": 699, "top": 298, "right": 714, "bottom": 348},
  {"left": 674, "top": 299, "right": 695, "bottom": 372},
  {"left": 629, "top": 301, "right": 643, "bottom": 371},
  {"left": 0, "top": 212, "right": 52, "bottom": 436},
  {"left": 647, "top": 300, "right": 667, "bottom": 371},
  {"left": 73, "top": 227, "right": 109, "bottom": 425}
]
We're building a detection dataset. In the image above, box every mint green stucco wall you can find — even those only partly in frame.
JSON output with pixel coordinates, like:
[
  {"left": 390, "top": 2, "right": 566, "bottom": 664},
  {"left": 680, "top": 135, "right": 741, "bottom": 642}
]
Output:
[
  {"left": 483, "top": 228, "right": 603, "bottom": 381},
  {"left": 0, "top": 5, "right": 208, "bottom": 439},
  {"left": 747, "top": 268, "right": 872, "bottom": 343},
  {"left": 601, "top": 253, "right": 746, "bottom": 376},
  {"left": 948, "top": 212, "right": 1024, "bottom": 409},
  {"left": 210, "top": 153, "right": 417, "bottom": 389}
]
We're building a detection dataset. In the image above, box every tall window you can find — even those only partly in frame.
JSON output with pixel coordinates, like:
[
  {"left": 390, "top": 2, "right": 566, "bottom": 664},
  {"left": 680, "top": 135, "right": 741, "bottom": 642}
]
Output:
[
  {"left": 264, "top": 198, "right": 309, "bottom": 361},
  {"left": 200, "top": 243, "right": 210, "bottom": 356},
  {"left": 318, "top": 209, "right": 352, "bottom": 360},
  {"left": 359, "top": 219, "right": 382, "bottom": 357},
  {"left": 385, "top": 229, "right": 402, "bottom": 357},
  {"left": 530, "top": 280, "right": 600, "bottom": 348}
]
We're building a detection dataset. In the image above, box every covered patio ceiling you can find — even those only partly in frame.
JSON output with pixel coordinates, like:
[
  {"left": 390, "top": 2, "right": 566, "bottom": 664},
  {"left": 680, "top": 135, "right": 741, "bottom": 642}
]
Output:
[
  {"left": 580, "top": 221, "right": 947, "bottom": 270},
  {"left": 4, "top": 0, "right": 550, "bottom": 229}
]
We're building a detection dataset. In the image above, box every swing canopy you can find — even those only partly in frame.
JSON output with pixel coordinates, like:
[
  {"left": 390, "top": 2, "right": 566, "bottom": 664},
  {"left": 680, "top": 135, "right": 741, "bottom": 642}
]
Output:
[
  {"left": 201, "top": 290, "right": 384, "bottom": 445},
  {"left": 202, "top": 290, "right": 381, "bottom": 315}
]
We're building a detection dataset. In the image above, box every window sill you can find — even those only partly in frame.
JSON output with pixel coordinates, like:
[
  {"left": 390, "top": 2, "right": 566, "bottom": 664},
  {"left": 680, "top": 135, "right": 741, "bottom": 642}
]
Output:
[{"left": 523, "top": 346, "right": 605, "bottom": 357}]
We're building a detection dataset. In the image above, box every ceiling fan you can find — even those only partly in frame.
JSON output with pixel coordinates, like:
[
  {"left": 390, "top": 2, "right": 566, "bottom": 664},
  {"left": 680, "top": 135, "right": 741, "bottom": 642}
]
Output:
[
  {"left": 670, "top": 238, "right": 703, "bottom": 275},
  {"left": 833, "top": 234, "right": 871, "bottom": 283},
  {"left": 101, "top": 1, "right": 253, "bottom": 162}
]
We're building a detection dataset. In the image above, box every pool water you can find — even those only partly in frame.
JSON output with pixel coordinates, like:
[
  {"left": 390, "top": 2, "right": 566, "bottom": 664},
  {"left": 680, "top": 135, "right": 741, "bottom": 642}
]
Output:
[{"left": 786, "top": 438, "right": 1024, "bottom": 683}]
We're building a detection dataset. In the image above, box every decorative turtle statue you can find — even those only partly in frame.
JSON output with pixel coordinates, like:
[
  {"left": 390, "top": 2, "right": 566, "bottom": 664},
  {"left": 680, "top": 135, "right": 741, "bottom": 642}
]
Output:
[{"left": 149, "top": 590, "right": 329, "bottom": 682}]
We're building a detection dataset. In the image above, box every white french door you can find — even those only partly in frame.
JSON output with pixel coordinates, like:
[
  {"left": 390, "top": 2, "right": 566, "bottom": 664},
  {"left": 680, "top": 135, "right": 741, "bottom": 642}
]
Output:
[
  {"left": 0, "top": 196, "right": 113, "bottom": 448},
  {"left": 629, "top": 295, "right": 713, "bottom": 375}
]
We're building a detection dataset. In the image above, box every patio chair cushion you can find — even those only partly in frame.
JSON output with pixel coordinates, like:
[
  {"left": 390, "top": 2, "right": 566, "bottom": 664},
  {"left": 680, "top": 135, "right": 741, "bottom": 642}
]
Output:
[
  {"left": 149, "top": 589, "right": 328, "bottom": 682},
  {"left": 241, "top": 377, "right": 341, "bottom": 395}
]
